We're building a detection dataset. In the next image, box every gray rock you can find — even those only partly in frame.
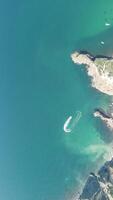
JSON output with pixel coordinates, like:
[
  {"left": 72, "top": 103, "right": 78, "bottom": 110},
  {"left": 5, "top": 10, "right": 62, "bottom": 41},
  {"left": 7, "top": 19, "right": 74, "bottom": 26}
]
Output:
[
  {"left": 80, "top": 158, "right": 113, "bottom": 200},
  {"left": 80, "top": 174, "right": 101, "bottom": 199},
  {"left": 98, "top": 158, "right": 113, "bottom": 183}
]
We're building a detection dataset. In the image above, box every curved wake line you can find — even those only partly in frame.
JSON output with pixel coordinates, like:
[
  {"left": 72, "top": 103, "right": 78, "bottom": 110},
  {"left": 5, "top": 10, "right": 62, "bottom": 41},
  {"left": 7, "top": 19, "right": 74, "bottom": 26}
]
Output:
[
  {"left": 63, "top": 111, "right": 82, "bottom": 133},
  {"left": 63, "top": 116, "right": 72, "bottom": 133},
  {"left": 73, "top": 111, "right": 82, "bottom": 127}
]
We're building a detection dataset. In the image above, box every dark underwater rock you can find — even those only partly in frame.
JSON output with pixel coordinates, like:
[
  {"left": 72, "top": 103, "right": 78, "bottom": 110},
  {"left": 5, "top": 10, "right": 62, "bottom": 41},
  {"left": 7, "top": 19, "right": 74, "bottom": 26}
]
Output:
[{"left": 80, "top": 158, "right": 113, "bottom": 200}]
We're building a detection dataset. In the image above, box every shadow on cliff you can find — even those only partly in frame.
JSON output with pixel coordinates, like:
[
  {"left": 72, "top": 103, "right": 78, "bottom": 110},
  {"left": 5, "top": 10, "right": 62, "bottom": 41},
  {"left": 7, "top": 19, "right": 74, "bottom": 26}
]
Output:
[{"left": 74, "top": 26, "right": 113, "bottom": 57}]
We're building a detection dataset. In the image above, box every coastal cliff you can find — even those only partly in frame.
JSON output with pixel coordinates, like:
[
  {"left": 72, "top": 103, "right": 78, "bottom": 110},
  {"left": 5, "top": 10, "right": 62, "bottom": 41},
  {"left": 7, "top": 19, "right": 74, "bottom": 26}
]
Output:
[
  {"left": 71, "top": 51, "right": 113, "bottom": 96},
  {"left": 71, "top": 51, "right": 113, "bottom": 199}
]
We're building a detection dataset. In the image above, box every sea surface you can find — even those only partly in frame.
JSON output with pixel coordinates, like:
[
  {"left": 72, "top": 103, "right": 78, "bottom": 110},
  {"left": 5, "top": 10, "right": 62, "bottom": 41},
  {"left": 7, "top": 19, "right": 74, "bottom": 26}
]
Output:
[{"left": 1, "top": 0, "right": 113, "bottom": 200}]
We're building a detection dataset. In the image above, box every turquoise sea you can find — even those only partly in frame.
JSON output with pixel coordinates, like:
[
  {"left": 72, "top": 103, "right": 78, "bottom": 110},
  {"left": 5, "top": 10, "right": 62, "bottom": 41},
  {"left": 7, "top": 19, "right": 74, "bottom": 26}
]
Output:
[{"left": 1, "top": 0, "right": 113, "bottom": 199}]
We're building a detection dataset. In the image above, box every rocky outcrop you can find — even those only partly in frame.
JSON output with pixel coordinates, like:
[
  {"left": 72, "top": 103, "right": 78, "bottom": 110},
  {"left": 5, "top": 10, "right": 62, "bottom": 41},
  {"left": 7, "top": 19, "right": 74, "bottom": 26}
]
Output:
[
  {"left": 71, "top": 51, "right": 113, "bottom": 96},
  {"left": 71, "top": 50, "right": 113, "bottom": 199},
  {"left": 94, "top": 108, "right": 113, "bottom": 131},
  {"left": 79, "top": 158, "right": 113, "bottom": 200}
]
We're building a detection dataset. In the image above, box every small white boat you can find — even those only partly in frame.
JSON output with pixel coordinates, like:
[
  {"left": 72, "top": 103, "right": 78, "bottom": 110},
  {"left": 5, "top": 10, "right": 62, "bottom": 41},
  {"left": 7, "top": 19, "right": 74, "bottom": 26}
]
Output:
[
  {"left": 105, "top": 22, "right": 111, "bottom": 26},
  {"left": 101, "top": 41, "right": 105, "bottom": 45}
]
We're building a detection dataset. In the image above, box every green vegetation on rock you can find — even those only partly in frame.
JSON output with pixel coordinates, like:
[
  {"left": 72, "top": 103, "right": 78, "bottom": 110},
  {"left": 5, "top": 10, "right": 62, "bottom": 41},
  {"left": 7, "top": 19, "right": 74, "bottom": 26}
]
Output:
[{"left": 94, "top": 58, "right": 113, "bottom": 76}]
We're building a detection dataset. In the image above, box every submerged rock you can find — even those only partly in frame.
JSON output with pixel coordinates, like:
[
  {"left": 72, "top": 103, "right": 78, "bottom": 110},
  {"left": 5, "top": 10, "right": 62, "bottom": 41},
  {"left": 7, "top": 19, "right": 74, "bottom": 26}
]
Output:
[
  {"left": 79, "top": 158, "right": 113, "bottom": 200},
  {"left": 79, "top": 174, "right": 101, "bottom": 199}
]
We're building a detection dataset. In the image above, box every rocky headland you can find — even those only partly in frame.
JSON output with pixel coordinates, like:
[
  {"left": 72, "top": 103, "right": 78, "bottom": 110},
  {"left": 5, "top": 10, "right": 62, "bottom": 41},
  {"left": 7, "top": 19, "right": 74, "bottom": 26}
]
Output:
[
  {"left": 71, "top": 51, "right": 113, "bottom": 96},
  {"left": 71, "top": 51, "right": 113, "bottom": 199},
  {"left": 71, "top": 50, "right": 113, "bottom": 132}
]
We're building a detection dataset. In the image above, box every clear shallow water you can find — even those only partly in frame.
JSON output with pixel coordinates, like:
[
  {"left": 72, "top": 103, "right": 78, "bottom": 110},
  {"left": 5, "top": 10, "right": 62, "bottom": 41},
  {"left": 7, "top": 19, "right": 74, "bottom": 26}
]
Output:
[{"left": 0, "top": 0, "right": 113, "bottom": 200}]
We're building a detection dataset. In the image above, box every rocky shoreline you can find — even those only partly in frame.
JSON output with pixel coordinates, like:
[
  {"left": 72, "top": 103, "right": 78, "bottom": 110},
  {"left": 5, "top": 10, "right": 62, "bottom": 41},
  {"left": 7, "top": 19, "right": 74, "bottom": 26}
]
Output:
[
  {"left": 71, "top": 51, "right": 113, "bottom": 96},
  {"left": 71, "top": 51, "right": 113, "bottom": 199},
  {"left": 94, "top": 108, "right": 113, "bottom": 131},
  {"left": 71, "top": 50, "right": 113, "bottom": 132},
  {"left": 79, "top": 158, "right": 113, "bottom": 200}
]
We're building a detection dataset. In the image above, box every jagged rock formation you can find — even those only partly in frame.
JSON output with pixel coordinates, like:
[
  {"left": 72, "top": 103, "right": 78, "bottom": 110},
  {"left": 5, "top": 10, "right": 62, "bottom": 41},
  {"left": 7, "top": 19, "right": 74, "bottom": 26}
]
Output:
[
  {"left": 71, "top": 51, "right": 113, "bottom": 96},
  {"left": 80, "top": 158, "right": 113, "bottom": 200},
  {"left": 94, "top": 108, "right": 113, "bottom": 131}
]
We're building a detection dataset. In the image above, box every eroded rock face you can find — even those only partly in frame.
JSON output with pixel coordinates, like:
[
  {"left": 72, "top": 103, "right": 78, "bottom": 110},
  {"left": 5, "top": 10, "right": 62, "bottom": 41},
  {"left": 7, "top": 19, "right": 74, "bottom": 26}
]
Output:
[{"left": 80, "top": 158, "right": 113, "bottom": 200}]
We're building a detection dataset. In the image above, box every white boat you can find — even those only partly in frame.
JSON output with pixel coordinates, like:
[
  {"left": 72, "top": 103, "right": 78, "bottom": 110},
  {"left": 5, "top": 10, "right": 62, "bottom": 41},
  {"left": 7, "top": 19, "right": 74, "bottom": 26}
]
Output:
[
  {"left": 105, "top": 23, "right": 111, "bottom": 26},
  {"left": 101, "top": 41, "right": 105, "bottom": 45}
]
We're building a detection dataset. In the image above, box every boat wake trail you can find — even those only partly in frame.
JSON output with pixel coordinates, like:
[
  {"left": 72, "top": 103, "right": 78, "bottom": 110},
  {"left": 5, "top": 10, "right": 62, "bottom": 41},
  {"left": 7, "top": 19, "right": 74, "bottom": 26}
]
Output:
[
  {"left": 72, "top": 111, "right": 82, "bottom": 129},
  {"left": 63, "top": 111, "right": 82, "bottom": 133},
  {"left": 63, "top": 116, "right": 72, "bottom": 133}
]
